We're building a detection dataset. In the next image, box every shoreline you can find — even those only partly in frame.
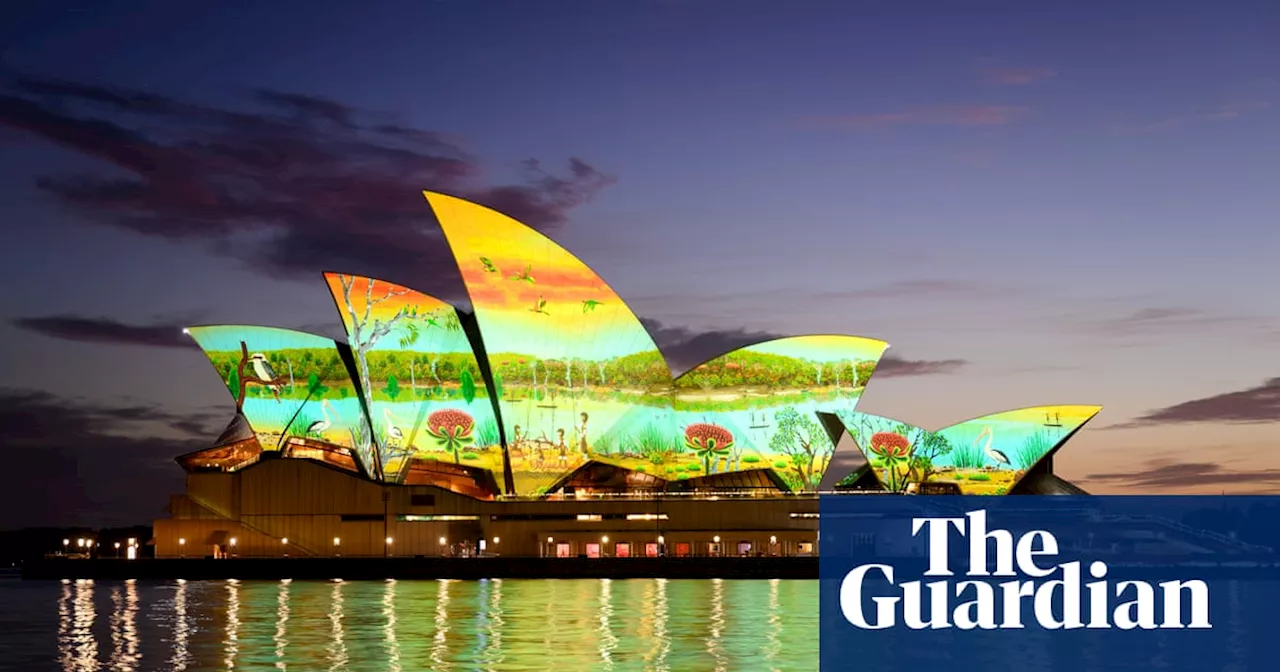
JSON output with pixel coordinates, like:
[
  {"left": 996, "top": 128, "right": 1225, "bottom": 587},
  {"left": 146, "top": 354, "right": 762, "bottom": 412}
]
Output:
[{"left": 21, "top": 556, "right": 819, "bottom": 581}]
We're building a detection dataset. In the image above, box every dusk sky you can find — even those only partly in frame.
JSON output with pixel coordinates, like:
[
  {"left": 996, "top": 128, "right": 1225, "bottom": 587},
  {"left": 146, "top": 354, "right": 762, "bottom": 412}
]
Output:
[{"left": 2, "top": 0, "right": 1278, "bottom": 527}]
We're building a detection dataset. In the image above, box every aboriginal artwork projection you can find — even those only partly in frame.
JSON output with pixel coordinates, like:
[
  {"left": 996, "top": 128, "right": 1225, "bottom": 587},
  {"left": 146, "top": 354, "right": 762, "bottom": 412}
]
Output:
[
  {"left": 648, "top": 336, "right": 890, "bottom": 491},
  {"left": 187, "top": 326, "right": 376, "bottom": 468},
  {"left": 324, "top": 273, "right": 500, "bottom": 483},
  {"left": 834, "top": 406, "right": 1102, "bottom": 495},
  {"left": 426, "top": 192, "right": 674, "bottom": 495}
]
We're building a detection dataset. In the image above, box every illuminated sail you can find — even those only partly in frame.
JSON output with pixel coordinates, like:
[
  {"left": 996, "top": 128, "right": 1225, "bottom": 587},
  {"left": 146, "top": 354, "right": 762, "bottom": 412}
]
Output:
[
  {"left": 323, "top": 273, "right": 500, "bottom": 483},
  {"left": 186, "top": 325, "right": 378, "bottom": 473},
  {"left": 833, "top": 405, "right": 1102, "bottom": 494},
  {"left": 658, "top": 335, "right": 889, "bottom": 491},
  {"left": 425, "top": 191, "right": 673, "bottom": 495}
]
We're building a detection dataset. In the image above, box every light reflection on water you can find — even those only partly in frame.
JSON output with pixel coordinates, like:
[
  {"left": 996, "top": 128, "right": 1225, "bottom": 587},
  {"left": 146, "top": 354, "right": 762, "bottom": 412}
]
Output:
[{"left": 5, "top": 577, "right": 818, "bottom": 670}]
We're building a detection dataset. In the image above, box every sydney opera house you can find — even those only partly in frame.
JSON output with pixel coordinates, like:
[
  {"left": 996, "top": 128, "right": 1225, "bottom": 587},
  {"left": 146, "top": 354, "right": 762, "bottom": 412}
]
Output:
[{"left": 153, "top": 192, "right": 1101, "bottom": 559}]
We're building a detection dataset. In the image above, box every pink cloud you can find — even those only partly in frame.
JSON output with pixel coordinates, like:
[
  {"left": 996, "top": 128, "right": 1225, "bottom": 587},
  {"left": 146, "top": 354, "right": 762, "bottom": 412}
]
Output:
[{"left": 806, "top": 104, "right": 1030, "bottom": 129}]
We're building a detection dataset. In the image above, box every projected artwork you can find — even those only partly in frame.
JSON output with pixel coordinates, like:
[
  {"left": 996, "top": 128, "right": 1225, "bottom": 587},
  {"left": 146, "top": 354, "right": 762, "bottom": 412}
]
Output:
[
  {"left": 426, "top": 192, "right": 674, "bottom": 495},
  {"left": 834, "top": 406, "right": 1102, "bottom": 495},
  {"left": 324, "top": 274, "right": 501, "bottom": 483},
  {"left": 187, "top": 326, "right": 375, "bottom": 467},
  {"left": 630, "top": 335, "right": 892, "bottom": 492}
]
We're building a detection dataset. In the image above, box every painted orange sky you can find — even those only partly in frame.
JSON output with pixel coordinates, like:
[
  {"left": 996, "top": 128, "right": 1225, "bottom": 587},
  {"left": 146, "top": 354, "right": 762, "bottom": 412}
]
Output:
[
  {"left": 323, "top": 273, "right": 455, "bottom": 328},
  {"left": 426, "top": 191, "right": 667, "bottom": 362}
]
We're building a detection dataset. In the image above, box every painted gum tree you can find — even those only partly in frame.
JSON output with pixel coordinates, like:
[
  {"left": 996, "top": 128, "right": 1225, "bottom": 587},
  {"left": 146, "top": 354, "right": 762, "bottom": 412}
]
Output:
[{"left": 336, "top": 274, "right": 417, "bottom": 480}]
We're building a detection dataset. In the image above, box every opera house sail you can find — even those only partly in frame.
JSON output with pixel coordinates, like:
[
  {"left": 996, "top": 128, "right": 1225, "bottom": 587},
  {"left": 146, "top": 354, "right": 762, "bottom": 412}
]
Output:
[{"left": 155, "top": 191, "right": 1102, "bottom": 559}]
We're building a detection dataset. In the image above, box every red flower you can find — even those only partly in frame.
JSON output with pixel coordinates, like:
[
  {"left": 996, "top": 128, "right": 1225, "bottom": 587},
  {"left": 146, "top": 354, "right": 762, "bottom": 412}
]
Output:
[
  {"left": 684, "top": 423, "right": 735, "bottom": 454},
  {"left": 869, "top": 432, "right": 911, "bottom": 459},
  {"left": 427, "top": 409, "right": 474, "bottom": 440}
]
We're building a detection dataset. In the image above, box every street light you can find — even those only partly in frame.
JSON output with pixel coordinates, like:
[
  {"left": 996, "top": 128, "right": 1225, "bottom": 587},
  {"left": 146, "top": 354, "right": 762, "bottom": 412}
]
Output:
[
  {"left": 77, "top": 538, "right": 85, "bottom": 548},
  {"left": 492, "top": 536, "right": 500, "bottom": 545},
  {"left": 114, "top": 542, "right": 121, "bottom": 557},
  {"left": 713, "top": 535, "right": 721, "bottom": 543}
]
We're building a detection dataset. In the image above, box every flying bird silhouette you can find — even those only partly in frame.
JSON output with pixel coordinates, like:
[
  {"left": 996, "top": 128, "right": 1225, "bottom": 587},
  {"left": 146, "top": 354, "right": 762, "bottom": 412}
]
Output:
[
  {"left": 509, "top": 265, "right": 535, "bottom": 284},
  {"left": 529, "top": 296, "right": 549, "bottom": 315},
  {"left": 582, "top": 299, "right": 604, "bottom": 313},
  {"left": 480, "top": 257, "right": 499, "bottom": 274}
]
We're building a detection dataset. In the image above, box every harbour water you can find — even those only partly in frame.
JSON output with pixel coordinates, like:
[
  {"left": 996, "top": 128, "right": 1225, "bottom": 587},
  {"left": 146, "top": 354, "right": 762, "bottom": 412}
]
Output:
[{"left": 0, "top": 574, "right": 818, "bottom": 671}]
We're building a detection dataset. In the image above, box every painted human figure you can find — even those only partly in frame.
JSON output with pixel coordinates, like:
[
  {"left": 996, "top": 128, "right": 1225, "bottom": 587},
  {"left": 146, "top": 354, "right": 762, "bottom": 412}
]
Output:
[
  {"left": 578, "top": 412, "right": 589, "bottom": 455},
  {"left": 557, "top": 428, "right": 568, "bottom": 465},
  {"left": 511, "top": 424, "right": 524, "bottom": 458}
]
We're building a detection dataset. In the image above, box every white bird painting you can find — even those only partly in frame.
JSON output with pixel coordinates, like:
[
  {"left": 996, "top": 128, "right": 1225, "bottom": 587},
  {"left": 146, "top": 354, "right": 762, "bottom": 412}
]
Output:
[
  {"left": 306, "top": 400, "right": 339, "bottom": 436},
  {"left": 248, "top": 353, "right": 281, "bottom": 394},
  {"left": 975, "top": 426, "right": 1010, "bottom": 469},
  {"left": 383, "top": 408, "right": 404, "bottom": 447}
]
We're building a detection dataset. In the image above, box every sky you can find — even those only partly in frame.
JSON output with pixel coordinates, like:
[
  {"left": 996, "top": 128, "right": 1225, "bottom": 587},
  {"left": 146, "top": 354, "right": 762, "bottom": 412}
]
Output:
[{"left": 1, "top": 0, "right": 1278, "bottom": 527}]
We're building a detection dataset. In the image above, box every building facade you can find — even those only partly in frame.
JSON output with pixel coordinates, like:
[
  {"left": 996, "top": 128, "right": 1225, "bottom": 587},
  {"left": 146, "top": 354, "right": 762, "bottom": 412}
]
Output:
[{"left": 153, "top": 192, "right": 1099, "bottom": 557}]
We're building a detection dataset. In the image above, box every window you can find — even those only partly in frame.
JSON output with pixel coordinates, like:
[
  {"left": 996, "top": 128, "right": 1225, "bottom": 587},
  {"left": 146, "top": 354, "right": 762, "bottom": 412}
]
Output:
[
  {"left": 586, "top": 543, "right": 601, "bottom": 559},
  {"left": 737, "top": 542, "right": 752, "bottom": 556},
  {"left": 410, "top": 494, "right": 436, "bottom": 506},
  {"left": 709, "top": 543, "right": 722, "bottom": 557},
  {"left": 614, "top": 542, "right": 631, "bottom": 558},
  {"left": 789, "top": 512, "right": 820, "bottom": 519},
  {"left": 798, "top": 542, "right": 815, "bottom": 555},
  {"left": 556, "top": 542, "right": 571, "bottom": 558},
  {"left": 644, "top": 543, "right": 659, "bottom": 558},
  {"left": 675, "top": 543, "right": 691, "bottom": 557},
  {"left": 397, "top": 514, "right": 478, "bottom": 522}
]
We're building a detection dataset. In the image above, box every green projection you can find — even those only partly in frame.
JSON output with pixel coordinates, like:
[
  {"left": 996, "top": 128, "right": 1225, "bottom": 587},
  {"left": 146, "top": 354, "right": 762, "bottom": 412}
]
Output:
[
  {"left": 628, "top": 335, "right": 891, "bottom": 491},
  {"left": 834, "top": 405, "right": 1102, "bottom": 494},
  {"left": 187, "top": 326, "right": 376, "bottom": 470},
  {"left": 324, "top": 273, "right": 500, "bottom": 483},
  {"left": 426, "top": 191, "right": 673, "bottom": 495}
]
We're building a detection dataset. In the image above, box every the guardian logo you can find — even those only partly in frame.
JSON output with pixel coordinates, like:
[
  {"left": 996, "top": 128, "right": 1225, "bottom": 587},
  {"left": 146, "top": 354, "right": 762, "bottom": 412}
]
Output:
[{"left": 840, "top": 510, "right": 1212, "bottom": 630}]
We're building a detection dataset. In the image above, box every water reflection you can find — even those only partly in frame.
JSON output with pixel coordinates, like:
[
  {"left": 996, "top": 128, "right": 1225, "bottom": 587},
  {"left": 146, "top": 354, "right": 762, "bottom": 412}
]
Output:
[
  {"left": 431, "top": 579, "right": 452, "bottom": 669},
  {"left": 484, "top": 579, "right": 504, "bottom": 667},
  {"left": 171, "top": 579, "right": 191, "bottom": 671},
  {"left": 328, "top": 580, "right": 348, "bottom": 670},
  {"left": 705, "top": 578, "right": 727, "bottom": 671},
  {"left": 275, "top": 579, "right": 290, "bottom": 669},
  {"left": 62, "top": 579, "right": 99, "bottom": 671},
  {"left": 765, "top": 578, "right": 782, "bottom": 667},
  {"left": 382, "top": 579, "right": 400, "bottom": 672},
  {"left": 108, "top": 580, "right": 140, "bottom": 670},
  {"left": 650, "top": 578, "right": 670, "bottom": 670},
  {"left": 42, "top": 578, "right": 821, "bottom": 670},
  {"left": 225, "top": 579, "right": 240, "bottom": 670}
]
